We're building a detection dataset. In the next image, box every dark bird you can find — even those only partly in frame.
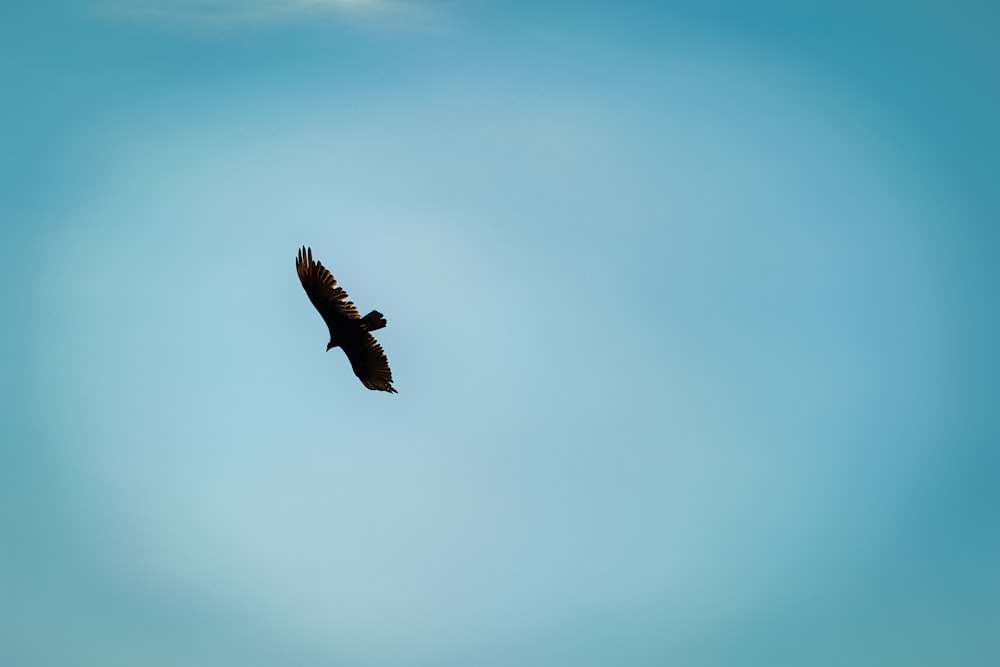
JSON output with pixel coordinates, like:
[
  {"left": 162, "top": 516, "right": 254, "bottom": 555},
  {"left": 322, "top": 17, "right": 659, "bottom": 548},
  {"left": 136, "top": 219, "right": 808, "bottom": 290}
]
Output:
[{"left": 296, "top": 246, "right": 396, "bottom": 393}]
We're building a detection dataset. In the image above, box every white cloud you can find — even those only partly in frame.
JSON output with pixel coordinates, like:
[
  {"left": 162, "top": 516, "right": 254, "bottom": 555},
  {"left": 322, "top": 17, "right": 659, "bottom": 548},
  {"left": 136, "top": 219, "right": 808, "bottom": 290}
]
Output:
[{"left": 93, "top": 0, "right": 433, "bottom": 27}]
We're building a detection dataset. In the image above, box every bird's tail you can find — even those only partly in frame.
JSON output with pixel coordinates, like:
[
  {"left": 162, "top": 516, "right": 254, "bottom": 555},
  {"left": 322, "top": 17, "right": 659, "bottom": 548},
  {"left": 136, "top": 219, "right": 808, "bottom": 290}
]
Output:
[{"left": 360, "top": 310, "right": 387, "bottom": 332}]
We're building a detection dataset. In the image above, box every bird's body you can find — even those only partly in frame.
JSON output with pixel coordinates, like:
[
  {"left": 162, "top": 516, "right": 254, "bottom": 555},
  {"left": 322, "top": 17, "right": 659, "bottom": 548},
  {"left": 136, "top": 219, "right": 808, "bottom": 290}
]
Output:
[{"left": 295, "top": 246, "right": 396, "bottom": 393}]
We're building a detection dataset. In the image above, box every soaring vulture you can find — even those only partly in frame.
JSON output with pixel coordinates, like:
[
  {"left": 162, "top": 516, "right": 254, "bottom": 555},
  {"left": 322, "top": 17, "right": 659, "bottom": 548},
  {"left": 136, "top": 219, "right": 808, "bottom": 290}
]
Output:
[{"left": 295, "top": 246, "right": 396, "bottom": 393}]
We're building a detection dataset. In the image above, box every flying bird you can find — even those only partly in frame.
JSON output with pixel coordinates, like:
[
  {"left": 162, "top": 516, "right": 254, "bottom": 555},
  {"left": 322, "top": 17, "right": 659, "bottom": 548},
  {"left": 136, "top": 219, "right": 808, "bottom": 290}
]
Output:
[{"left": 295, "top": 246, "right": 396, "bottom": 393}]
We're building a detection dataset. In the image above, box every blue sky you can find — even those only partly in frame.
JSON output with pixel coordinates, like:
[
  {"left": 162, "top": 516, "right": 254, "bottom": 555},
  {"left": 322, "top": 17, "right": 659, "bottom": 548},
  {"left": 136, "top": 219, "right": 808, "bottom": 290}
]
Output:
[{"left": 2, "top": 2, "right": 998, "bottom": 666}]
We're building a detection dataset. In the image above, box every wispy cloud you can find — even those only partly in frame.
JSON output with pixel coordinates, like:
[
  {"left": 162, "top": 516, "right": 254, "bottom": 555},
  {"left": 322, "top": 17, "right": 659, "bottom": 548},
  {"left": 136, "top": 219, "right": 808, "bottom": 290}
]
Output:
[{"left": 93, "top": 0, "right": 437, "bottom": 28}]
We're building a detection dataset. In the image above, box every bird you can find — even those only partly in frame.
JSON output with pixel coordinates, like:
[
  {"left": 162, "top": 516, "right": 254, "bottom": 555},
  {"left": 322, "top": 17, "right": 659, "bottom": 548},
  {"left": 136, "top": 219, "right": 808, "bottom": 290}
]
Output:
[{"left": 295, "top": 246, "right": 397, "bottom": 393}]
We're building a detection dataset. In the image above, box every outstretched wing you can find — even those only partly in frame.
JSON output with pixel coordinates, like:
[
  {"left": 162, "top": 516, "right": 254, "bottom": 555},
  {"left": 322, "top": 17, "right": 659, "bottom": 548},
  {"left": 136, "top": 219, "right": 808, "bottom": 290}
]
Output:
[
  {"left": 343, "top": 334, "right": 397, "bottom": 393},
  {"left": 296, "top": 246, "right": 361, "bottom": 339}
]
